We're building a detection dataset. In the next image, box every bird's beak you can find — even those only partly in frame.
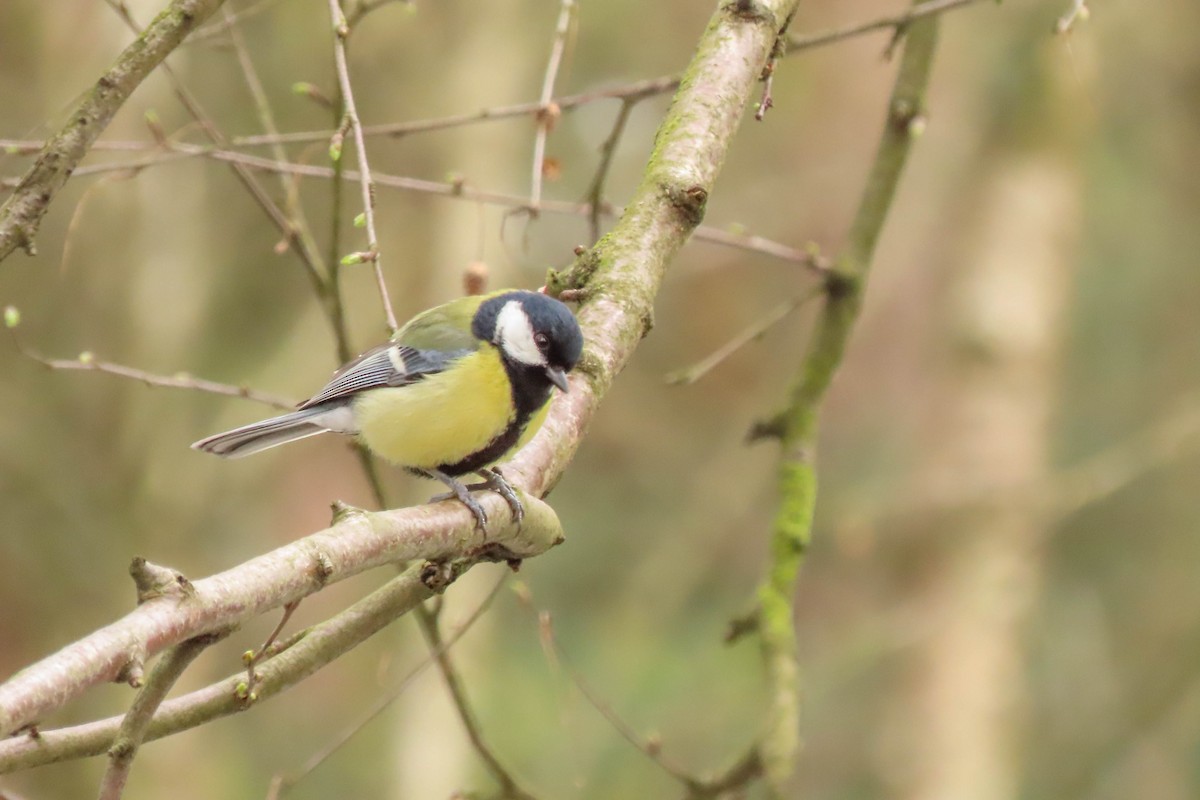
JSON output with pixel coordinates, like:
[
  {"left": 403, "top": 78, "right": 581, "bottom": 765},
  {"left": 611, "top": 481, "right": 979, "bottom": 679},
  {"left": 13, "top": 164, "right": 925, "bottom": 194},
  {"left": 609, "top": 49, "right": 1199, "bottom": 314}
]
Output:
[{"left": 545, "top": 365, "right": 570, "bottom": 393}]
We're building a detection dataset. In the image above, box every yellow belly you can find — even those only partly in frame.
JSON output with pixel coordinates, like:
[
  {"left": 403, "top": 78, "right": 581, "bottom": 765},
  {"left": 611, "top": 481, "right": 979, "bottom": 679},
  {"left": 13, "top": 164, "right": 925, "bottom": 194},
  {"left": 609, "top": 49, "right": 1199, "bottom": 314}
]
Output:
[{"left": 352, "top": 348, "right": 523, "bottom": 471}]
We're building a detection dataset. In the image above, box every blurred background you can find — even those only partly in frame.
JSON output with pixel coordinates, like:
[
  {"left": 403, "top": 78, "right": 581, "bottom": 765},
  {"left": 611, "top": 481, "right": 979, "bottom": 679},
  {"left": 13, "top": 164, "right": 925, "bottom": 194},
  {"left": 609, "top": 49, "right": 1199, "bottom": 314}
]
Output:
[{"left": 2, "top": 0, "right": 1198, "bottom": 798}]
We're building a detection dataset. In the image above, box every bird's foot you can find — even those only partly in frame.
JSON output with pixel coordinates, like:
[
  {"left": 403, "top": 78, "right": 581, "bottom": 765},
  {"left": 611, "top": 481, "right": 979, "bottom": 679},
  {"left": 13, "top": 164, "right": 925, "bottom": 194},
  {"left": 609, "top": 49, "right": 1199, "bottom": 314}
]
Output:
[
  {"left": 421, "top": 469, "right": 489, "bottom": 532},
  {"left": 475, "top": 467, "right": 525, "bottom": 528}
]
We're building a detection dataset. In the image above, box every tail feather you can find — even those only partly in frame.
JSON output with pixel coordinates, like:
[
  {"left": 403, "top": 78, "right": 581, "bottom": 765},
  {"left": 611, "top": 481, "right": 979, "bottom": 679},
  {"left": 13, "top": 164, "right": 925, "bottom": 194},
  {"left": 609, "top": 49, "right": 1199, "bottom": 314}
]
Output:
[{"left": 192, "top": 406, "right": 354, "bottom": 459}]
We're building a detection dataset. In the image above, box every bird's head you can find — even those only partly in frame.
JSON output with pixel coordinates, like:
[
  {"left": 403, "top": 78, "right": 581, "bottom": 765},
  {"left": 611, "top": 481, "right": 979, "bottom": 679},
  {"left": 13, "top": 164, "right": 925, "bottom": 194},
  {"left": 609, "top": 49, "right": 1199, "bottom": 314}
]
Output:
[{"left": 474, "top": 290, "right": 583, "bottom": 392}]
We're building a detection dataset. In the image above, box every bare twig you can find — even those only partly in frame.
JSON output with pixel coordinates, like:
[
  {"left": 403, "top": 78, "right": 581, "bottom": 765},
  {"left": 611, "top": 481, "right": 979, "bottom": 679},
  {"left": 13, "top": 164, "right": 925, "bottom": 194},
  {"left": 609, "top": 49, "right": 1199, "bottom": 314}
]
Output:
[
  {"left": 223, "top": 5, "right": 318, "bottom": 250},
  {"left": 788, "top": 0, "right": 986, "bottom": 52},
  {"left": 8, "top": 329, "right": 296, "bottom": 410},
  {"left": 536, "top": 609, "right": 700, "bottom": 790},
  {"left": 755, "top": 9, "right": 797, "bottom": 122},
  {"left": 188, "top": 0, "right": 286, "bottom": 43},
  {"left": 96, "top": 634, "right": 219, "bottom": 800},
  {"left": 0, "top": 0, "right": 227, "bottom": 264},
  {"left": 415, "top": 606, "right": 536, "bottom": 800},
  {"left": 230, "top": 74, "right": 681, "bottom": 148},
  {"left": 327, "top": 0, "right": 398, "bottom": 333},
  {"left": 1054, "top": 0, "right": 1090, "bottom": 34},
  {"left": 1, "top": 140, "right": 825, "bottom": 270},
  {"left": 584, "top": 99, "right": 635, "bottom": 244},
  {"left": 529, "top": 0, "right": 577, "bottom": 215},
  {"left": 101, "top": 0, "right": 333, "bottom": 318},
  {"left": 665, "top": 288, "right": 822, "bottom": 386},
  {"left": 266, "top": 575, "right": 507, "bottom": 799}
]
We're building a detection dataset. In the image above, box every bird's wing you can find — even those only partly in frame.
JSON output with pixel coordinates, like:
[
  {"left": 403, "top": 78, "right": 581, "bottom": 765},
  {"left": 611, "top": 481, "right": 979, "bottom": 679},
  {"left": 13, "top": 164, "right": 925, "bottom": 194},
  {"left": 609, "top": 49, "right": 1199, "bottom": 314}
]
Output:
[{"left": 297, "top": 343, "right": 468, "bottom": 409}]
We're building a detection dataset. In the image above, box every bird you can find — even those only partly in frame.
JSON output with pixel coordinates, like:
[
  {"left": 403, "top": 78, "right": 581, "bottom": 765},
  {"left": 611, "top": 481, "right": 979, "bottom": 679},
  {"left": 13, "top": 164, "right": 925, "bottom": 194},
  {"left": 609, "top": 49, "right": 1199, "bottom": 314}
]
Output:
[{"left": 192, "top": 289, "right": 584, "bottom": 529}]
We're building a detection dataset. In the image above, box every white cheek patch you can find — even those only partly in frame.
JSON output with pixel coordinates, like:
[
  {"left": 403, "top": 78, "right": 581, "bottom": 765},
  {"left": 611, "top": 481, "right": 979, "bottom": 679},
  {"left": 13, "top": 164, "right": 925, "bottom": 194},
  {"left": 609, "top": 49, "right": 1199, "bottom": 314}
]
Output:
[{"left": 495, "top": 300, "right": 546, "bottom": 366}]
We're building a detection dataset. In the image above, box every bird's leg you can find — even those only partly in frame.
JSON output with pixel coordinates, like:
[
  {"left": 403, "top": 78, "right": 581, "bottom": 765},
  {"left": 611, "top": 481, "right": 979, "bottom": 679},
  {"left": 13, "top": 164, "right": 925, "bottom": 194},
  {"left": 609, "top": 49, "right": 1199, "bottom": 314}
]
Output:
[
  {"left": 417, "top": 468, "right": 488, "bottom": 532},
  {"left": 475, "top": 467, "right": 525, "bottom": 528}
]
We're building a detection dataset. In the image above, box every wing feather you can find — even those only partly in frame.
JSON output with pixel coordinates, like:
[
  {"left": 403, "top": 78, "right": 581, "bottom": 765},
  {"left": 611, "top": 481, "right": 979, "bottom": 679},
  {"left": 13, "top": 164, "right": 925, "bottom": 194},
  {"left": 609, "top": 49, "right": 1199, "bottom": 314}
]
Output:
[{"left": 298, "top": 343, "right": 467, "bottom": 409}]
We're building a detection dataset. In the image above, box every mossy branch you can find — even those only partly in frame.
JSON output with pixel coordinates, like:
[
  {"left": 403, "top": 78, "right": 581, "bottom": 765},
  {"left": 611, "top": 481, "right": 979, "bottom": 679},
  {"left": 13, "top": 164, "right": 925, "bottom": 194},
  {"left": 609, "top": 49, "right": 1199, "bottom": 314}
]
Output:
[
  {"left": 752, "top": 12, "right": 941, "bottom": 792},
  {"left": 0, "top": 0, "right": 226, "bottom": 263}
]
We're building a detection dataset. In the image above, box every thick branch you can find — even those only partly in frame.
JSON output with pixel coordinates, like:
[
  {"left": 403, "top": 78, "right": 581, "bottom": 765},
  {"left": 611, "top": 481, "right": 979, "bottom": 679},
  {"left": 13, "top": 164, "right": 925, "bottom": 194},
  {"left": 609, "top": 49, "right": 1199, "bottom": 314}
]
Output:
[
  {"left": 0, "top": 497, "right": 562, "bottom": 737},
  {"left": 0, "top": 0, "right": 225, "bottom": 263},
  {"left": 0, "top": 562, "right": 454, "bottom": 773},
  {"left": 752, "top": 11, "right": 941, "bottom": 792}
]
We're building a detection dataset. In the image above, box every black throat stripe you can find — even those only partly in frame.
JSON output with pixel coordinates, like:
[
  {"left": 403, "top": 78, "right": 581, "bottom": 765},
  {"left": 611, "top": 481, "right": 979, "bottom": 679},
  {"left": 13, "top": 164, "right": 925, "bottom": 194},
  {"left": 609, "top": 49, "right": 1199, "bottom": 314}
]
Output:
[{"left": 437, "top": 351, "right": 553, "bottom": 476}]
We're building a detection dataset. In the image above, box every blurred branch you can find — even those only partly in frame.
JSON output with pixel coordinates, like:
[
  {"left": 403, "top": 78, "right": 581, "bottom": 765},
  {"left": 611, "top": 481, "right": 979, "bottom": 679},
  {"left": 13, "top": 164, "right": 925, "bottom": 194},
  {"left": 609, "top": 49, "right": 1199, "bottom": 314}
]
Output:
[
  {"left": 585, "top": 99, "right": 635, "bottom": 244},
  {"left": 1043, "top": 401, "right": 1200, "bottom": 520},
  {"left": 223, "top": 5, "right": 320, "bottom": 269},
  {"left": 529, "top": 0, "right": 576, "bottom": 216},
  {"left": 230, "top": 74, "right": 682, "bottom": 147},
  {"left": 747, "top": 11, "right": 940, "bottom": 792},
  {"left": 226, "top": 0, "right": 990, "bottom": 149},
  {"left": 0, "top": 140, "right": 824, "bottom": 269},
  {"left": 415, "top": 606, "right": 536, "bottom": 800},
  {"left": 188, "top": 0, "right": 285, "bottom": 43},
  {"left": 0, "top": 496, "right": 563, "bottom": 739},
  {"left": 327, "top": 0, "right": 398, "bottom": 333},
  {"left": 0, "top": 0, "right": 225, "bottom": 264},
  {"left": 267, "top": 576, "right": 506, "bottom": 799},
  {"left": 101, "top": 0, "right": 342, "bottom": 348},
  {"left": 0, "top": 0, "right": 988, "bottom": 268},
  {"left": 1054, "top": 0, "right": 1090, "bottom": 34},
  {"left": 665, "top": 287, "right": 823, "bottom": 386},
  {"left": 96, "top": 634, "right": 218, "bottom": 800},
  {"left": 8, "top": 327, "right": 296, "bottom": 410},
  {"left": 533, "top": 607, "right": 702, "bottom": 791},
  {"left": 788, "top": 0, "right": 985, "bottom": 51}
]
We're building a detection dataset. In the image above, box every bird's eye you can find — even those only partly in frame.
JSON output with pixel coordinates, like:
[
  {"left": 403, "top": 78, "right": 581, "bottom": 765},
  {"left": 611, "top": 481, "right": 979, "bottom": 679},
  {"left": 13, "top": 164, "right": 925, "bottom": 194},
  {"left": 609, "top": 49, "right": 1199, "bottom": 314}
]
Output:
[{"left": 534, "top": 332, "right": 549, "bottom": 349}]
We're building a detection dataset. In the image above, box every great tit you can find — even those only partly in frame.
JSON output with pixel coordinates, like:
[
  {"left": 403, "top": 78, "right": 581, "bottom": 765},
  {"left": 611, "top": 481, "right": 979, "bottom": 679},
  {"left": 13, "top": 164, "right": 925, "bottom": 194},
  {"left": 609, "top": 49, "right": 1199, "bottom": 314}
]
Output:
[{"left": 192, "top": 289, "right": 584, "bottom": 528}]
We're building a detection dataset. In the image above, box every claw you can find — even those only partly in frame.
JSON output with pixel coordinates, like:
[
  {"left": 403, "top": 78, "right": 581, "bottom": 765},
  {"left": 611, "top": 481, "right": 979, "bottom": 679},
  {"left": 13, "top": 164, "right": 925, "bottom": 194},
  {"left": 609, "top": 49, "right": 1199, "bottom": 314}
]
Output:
[
  {"left": 419, "top": 469, "right": 489, "bottom": 532},
  {"left": 477, "top": 467, "right": 525, "bottom": 528},
  {"left": 418, "top": 467, "right": 525, "bottom": 534}
]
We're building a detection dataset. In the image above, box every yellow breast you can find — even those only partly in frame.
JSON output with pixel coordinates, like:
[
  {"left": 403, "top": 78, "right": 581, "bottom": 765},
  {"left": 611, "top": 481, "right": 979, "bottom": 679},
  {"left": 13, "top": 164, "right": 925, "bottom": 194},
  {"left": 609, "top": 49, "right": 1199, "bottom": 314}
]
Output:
[{"left": 352, "top": 347, "right": 517, "bottom": 471}]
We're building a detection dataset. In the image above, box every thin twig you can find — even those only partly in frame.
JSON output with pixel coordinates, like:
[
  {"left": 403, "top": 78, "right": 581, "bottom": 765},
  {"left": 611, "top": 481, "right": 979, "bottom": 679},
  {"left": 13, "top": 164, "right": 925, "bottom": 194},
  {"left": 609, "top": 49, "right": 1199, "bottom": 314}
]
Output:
[
  {"left": 415, "top": 606, "right": 536, "bottom": 800},
  {"left": 327, "top": 0, "right": 398, "bottom": 333},
  {"left": 96, "top": 634, "right": 219, "bottom": 800},
  {"left": 529, "top": 0, "right": 576, "bottom": 215},
  {"left": 229, "top": 67, "right": 678, "bottom": 149},
  {"left": 223, "top": 5, "right": 319, "bottom": 251},
  {"left": 536, "top": 609, "right": 701, "bottom": 791},
  {"left": 1, "top": 140, "right": 826, "bottom": 271},
  {"left": 217, "top": 0, "right": 990, "bottom": 150},
  {"left": 788, "top": 0, "right": 986, "bottom": 51},
  {"left": 267, "top": 575, "right": 507, "bottom": 799},
  {"left": 100, "top": 0, "right": 332, "bottom": 310},
  {"left": 755, "top": 9, "right": 796, "bottom": 122},
  {"left": 665, "top": 288, "right": 822, "bottom": 386},
  {"left": 9, "top": 329, "right": 296, "bottom": 410},
  {"left": 584, "top": 99, "right": 635, "bottom": 244},
  {"left": 345, "top": 0, "right": 408, "bottom": 28},
  {"left": 1054, "top": 0, "right": 1089, "bottom": 34},
  {"left": 188, "top": 0, "right": 287, "bottom": 43}
]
